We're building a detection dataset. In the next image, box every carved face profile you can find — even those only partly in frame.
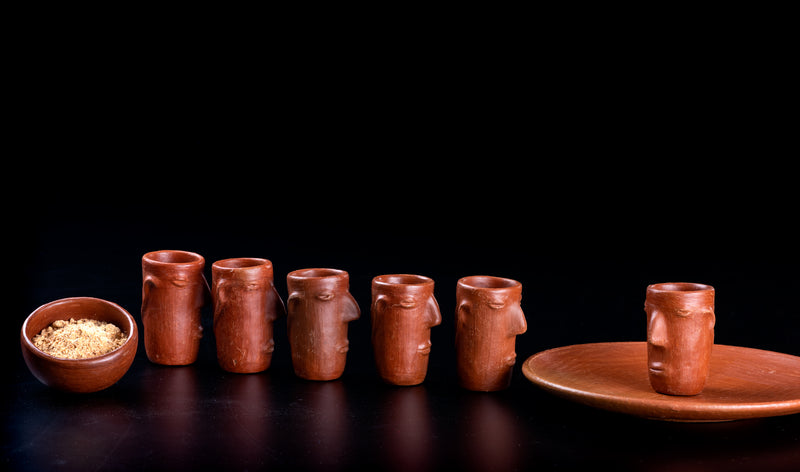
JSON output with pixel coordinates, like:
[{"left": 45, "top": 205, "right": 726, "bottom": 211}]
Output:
[
  {"left": 645, "top": 282, "right": 715, "bottom": 396},
  {"left": 287, "top": 268, "right": 360, "bottom": 381},
  {"left": 371, "top": 274, "right": 442, "bottom": 385},
  {"left": 456, "top": 276, "right": 526, "bottom": 391}
]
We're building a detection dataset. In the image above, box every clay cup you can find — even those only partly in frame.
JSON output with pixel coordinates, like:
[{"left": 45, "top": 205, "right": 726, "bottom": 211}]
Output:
[{"left": 371, "top": 274, "right": 442, "bottom": 386}]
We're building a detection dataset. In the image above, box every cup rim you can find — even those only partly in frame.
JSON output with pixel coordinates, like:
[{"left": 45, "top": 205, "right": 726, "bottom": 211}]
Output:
[
  {"left": 212, "top": 257, "right": 272, "bottom": 270},
  {"left": 458, "top": 275, "right": 521, "bottom": 290},
  {"left": 287, "top": 268, "right": 348, "bottom": 280},
  {"left": 647, "top": 282, "right": 714, "bottom": 293},
  {"left": 373, "top": 273, "right": 434, "bottom": 287},
  {"left": 142, "top": 250, "right": 204, "bottom": 267},
  {"left": 21, "top": 296, "right": 138, "bottom": 364}
]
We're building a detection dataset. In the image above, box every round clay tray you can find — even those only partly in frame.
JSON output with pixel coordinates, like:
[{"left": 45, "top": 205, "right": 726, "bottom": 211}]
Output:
[{"left": 522, "top": 342, "right": 800, "bottom": 422}]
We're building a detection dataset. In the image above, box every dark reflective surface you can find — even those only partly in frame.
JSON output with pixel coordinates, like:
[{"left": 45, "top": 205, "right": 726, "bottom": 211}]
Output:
[
  {"left": 459, "top": 393, "right": 528, "bottom": 471},
  {"left": 380, "top": 386, "right": 434, "bottom": 472},
  {"left": 6, "top": 348, "right": 800, "bottom": 472}
]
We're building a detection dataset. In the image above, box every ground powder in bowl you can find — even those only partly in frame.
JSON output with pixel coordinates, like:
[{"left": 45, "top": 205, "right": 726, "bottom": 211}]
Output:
[{"left": 32, "top": 318, "right": 128, "bottom": 359}]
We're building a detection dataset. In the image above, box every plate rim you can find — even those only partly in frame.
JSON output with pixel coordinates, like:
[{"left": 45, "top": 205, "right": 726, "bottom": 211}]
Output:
[{"left": 522, "top": 341, "right": 800, "bottom": 421}]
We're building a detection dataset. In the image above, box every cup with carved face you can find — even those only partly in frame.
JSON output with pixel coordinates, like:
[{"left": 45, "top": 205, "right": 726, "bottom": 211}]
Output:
[
  {"left": 371, "top": 274, "right": 442, "bottom": 386},
  {"left": 456, "top": 276, "right": 527, "bottom": 391},
  {"left": 645, "top": 282, "right": 715, "bottom": 396},
  {"left": 141, "top": 250, "right": 210, "bottom": 366},
  {"left": 212, "top": 258, "right": 285, "bottom": 374},
  {"left": 287, "top": 268, "right": 361, "bottom": 381}
]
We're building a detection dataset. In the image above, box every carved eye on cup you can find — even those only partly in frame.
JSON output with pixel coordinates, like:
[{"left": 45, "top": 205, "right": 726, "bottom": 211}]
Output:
[
  {"left": 172, "top": 278, "right": 190, "bottom": 288},
  {"left": 399, "top": 298, "right": 416, "bottom": 308},
  {"left": 316, "top": 291, "right": 335, "bottom": 301}
]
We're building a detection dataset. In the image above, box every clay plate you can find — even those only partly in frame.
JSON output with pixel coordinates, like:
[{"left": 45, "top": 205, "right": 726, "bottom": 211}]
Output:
[{"left": 522, "top": 342, "right": 800, "bottom": 422}]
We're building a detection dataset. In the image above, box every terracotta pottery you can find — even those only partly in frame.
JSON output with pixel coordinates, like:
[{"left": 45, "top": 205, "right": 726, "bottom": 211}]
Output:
[
  {"left": 286, "top": 268, "right": 361, "bottom": 381},
  {"left": 371, "top": 274, "right": 442, "bottom": 386},
  {"left": 20, "top": 297, "right": 138, "bottom": 393},
  {"left": 212, "top": 258, "right": 286, "bottom": 374},
  {"left": 645, "top": 282, "right": 715, "bottom": 395},
  {"left": 455, "top": 276, "right": 527, "bottom": 391},
  {"left": 522, "top": 342, "right": 800, "bottom": 422},
  {"left": 141, "top": 250, "right": 210, "bottom": 366}
]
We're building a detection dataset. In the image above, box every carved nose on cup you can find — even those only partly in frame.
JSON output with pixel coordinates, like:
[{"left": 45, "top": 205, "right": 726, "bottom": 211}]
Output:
[
  {"left": 647, "top": 311, "right": 668, "bottom": 347},
  {"left": 510, "top": 305, "right": 527, "bottom": 336}
]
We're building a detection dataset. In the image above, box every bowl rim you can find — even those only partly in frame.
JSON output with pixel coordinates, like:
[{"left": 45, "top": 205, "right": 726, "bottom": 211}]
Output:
[{"left": 21, "top": 296, "right": 138, "bottom": 364}]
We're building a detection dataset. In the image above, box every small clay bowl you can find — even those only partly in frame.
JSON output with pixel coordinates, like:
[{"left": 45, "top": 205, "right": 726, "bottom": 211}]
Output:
[{"left": 20, "top": 297, "right": 139, "bottom": 393}]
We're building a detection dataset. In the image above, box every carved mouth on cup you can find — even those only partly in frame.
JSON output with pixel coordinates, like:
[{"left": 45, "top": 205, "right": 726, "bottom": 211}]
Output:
[
  {"left": 417, "top": 342, "right": 432, "bottom": 355},
  {"left": 648, "top": 361, "right": 665, "bottom": 375}
]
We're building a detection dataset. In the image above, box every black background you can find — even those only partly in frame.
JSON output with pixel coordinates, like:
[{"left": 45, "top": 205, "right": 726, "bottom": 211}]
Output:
[{"left": 4, "top": 11, "right": 799, "bottom": 471}]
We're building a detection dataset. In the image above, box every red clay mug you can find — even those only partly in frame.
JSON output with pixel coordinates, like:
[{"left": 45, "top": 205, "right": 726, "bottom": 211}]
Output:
[
  {"left": 645, "top": 282, "right": 716, "bottom": 396},
  {"left": 456, "top": 276, "right": 527, "bottom": 391},
  {"left": 141, "top": 250, "right": 210, "bottom": 365},
  {"left": 212, "top": 258, "right": 285, "bottom": 374},
  {"left": 371, "top": 274, "right": 442, "bottom": 386},
  {"left": 287, "top": 268, "right": 360, "bottom": 381}
]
